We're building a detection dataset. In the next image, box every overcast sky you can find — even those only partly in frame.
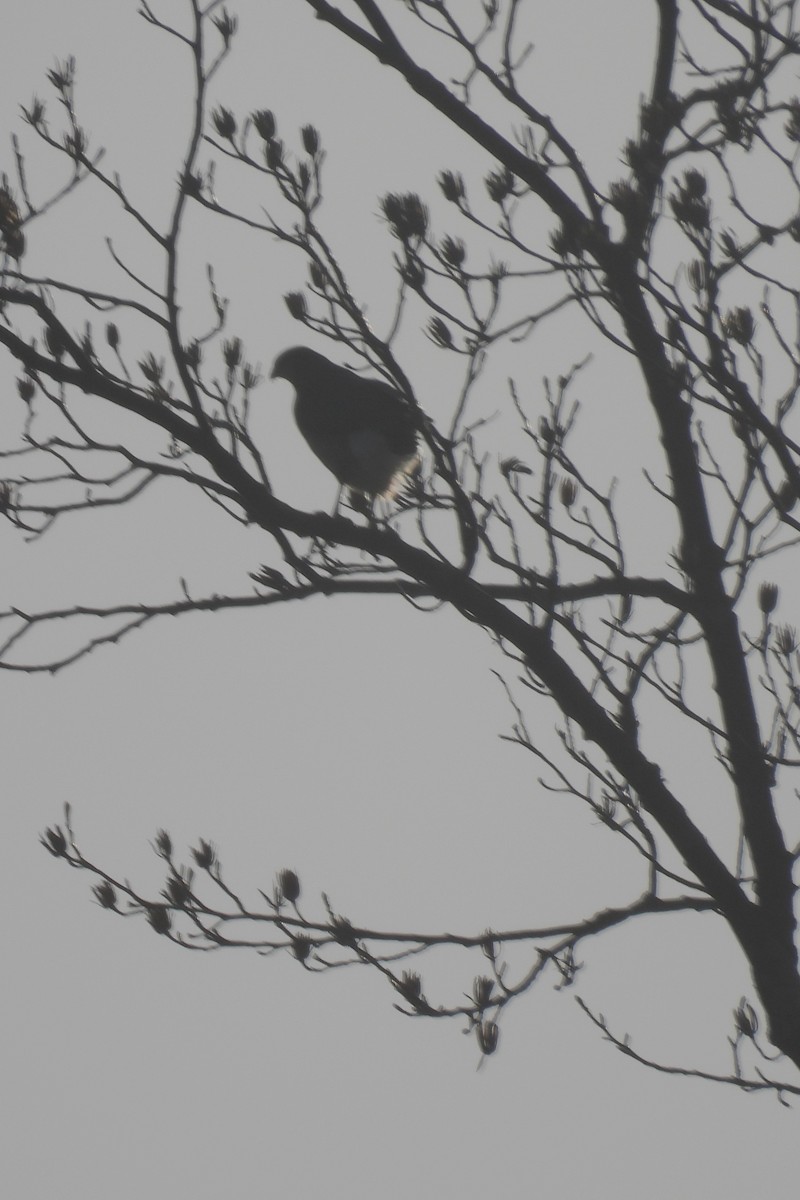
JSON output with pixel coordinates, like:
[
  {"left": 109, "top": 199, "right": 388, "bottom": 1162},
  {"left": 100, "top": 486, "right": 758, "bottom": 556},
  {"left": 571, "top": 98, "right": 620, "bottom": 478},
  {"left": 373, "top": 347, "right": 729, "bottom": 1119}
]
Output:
[{"left": 2, "top": 3, "right": 798, "bottom": 1197}]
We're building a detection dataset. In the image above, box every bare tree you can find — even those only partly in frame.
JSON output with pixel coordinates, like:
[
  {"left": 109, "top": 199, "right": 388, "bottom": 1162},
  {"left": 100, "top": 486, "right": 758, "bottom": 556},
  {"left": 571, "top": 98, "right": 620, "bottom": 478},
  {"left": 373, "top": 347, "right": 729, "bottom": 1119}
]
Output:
[{"left": 4, "top": 0, "right": 800, "bottom": 1098}]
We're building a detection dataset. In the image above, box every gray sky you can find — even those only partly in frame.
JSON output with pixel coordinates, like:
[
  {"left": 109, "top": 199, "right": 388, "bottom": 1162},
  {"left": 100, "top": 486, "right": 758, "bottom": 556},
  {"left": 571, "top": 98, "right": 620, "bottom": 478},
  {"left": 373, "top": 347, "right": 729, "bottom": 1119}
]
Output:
[{"left": 2, "top": 3, "right": 798, "bottom": 1197}]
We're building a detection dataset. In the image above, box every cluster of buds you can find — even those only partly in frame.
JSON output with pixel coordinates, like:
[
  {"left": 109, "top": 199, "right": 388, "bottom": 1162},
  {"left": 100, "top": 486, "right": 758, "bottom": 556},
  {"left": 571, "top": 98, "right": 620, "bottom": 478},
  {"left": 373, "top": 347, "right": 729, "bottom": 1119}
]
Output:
[
  {"left": 301, "top": 124, "right": 320, "bottom": 157},
  {"left": 222, "top": 335, "right": 242, "bottom": 373},
  {"left": 732, "top": 997, "right": 758, "bottom": 1040},
  {"left": 438, "top": 170, "right": 465, "bottom": 204},
  {"left": 154, "top": 829, "right": 173, "bottom": 859},
  {"left": 212, "top": 6, "right": 237, "bottom": 46},
  {"left": 687, "top": 258, "right": 708, "bottom": 295},
  {"left": 608, "top": 179, "right": 643, "bottom": 223},
  {"left": 718, "top": 229, "right": 740, "bottom": 260},
  {"left": 251, "top": 109, "right": 285, "bottom": 171},
  {"left": 93, "top": 880, "right": 118, "bottom": 910},
  {"left": 291, "top": 934, "right": 312, "bottom": 963},
  {"left": 500, "top": 456, "right": 532, "bottom": 479},
  {"left": 308, "top": 261, "right": 329, "bottom": 291},
  {"left": 623, "top": 137, "right": 646, "bottom": 174},
  {"left": 439, "top": 235, "right": 466, "bottom": 268},
  {"left": 622, "top": 136, "right": 663, "bottom": 184},
  {"left": 716, "top": 93, "right": 751, "bottom": 146},
  {"left": 211, "top": 106, "right": 237, "bottom": 143},
  {"left": 79, "top": 323, "right": 95, "bottom": 361},
  {"left": 16, "top": 376, "right": 35, "bottom": 403},
  {"left": 722, "top": 306, "right": 755, "bottom": 347},
  {"left": 427, "top": 316, "right": 454, "bottom": 349},
  {"left": 266, "top": 137, "right": 285, "bottom": 171},
  {"left": 184, "top": 341, "right": 202, "bottom": 372},
  {"left": 40, "top": 824, "right": 68, "bottom": 857},
  {"left": 295, "top": 161, "right": 312, "bottom": 197},
  {"left": 639, "top": 95, "right": 678, "bottom": 140},
  {"left": 472, "top": 975, "right": 494, "bottom": 1010},
  {"left": 252, "top": 108, "right": 276, "bottom": 141},
  {"left": 670, "top": 169, "right": 710, "bottom": 235},
  {"left": 275, "top": 868, "right": 301, "bottom": 905},
  {"left": 559, "top": 476, "right": 579, "bottom": 509},
  {"left": 250, "top": 564, "right": 291, "bottom": 593},
  {"left": 241, "top": 362, "right": 261, "bottom": 391},
  {"left": 181, "top": 169, "right": 204, "bottom": 199},
  {"left": 599, "top": 790, "right": 618, "bottom": 826},
  {"left": 484, "top": 166, "right": 514, "bottom": 204},
  {"left": 163, "top": 871, "right": 193, "bottom": 908},
  {"left": 786, "top": 98, "right": 800, "bottom": 143},
  {"left": 381, "top": 191, "right": 429, "bottom": 244},
  {"left": 147, "top": 904, "right": 172, "bottom": 935},
  {"left": 21, "top": 97, "right": 46, "bottom": 131},
  {"left": 138, "top": 352, "right": 165, "bottom": 384},
  {"left": 538, "top": 415, "right": 564, "bottom": 447},
  {"left": 774, "top": 624, "right": 798, "bottom": 656},
  {"left": 549, "top": 220, "right": 585, "bottom": 258},
  {"left": 44, "top": 324, "right": 66, "bottom": 359},
  {"left": 0, "top": 184, "right": 25, "bottom": 259},
  {"left": 63, "top": 128, "right": 87, "bottom": 160},
  {"left": 330, "top": 914, "right": 358, "bottom": 948},
  {"left": 284, "top": 291, "right": 308, "bottom": 321},
  {"left": 191, "top": 838, "right": 217, "bottom": 871},
  {"left": 758, "top": 582, "right": 779, "bottom": 616},
  {"left": 399, "top": 258, "right": 425, "bottom": 290},
  {"left": 253, "top": 116, "right": 320, "bottom": 189},
  {"left": 46, "top": 56, "right": 76, "bottom": 95},
  {"left": 395, "top": 970, "right": 426, "bottom": 1009},
  {"left": 476, "top": 1019, "right": 500, "bottom": 1055},
  {"left": 0, "top": 480, "right": 17, "bottom": 518}
]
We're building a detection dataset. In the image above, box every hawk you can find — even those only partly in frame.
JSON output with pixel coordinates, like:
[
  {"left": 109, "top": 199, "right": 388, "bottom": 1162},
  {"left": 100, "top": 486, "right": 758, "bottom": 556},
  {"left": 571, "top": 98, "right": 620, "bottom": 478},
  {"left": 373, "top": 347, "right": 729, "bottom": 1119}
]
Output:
[{"left": 271, "top": 346, "right": 419, "bottom": 498}]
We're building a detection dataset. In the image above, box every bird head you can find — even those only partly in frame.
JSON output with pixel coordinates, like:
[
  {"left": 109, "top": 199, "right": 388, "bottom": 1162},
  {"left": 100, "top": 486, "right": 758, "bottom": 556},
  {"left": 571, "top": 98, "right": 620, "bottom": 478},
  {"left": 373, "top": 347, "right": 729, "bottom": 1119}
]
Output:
[{"left": 271, "top": 346, "right": 320, "bottom": 387}]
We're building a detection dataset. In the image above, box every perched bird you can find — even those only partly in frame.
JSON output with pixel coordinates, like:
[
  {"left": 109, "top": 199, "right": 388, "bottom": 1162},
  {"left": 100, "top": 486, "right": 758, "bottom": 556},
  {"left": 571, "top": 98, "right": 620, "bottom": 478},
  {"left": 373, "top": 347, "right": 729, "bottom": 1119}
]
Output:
[{"left": 271, "top": 346, "right": 419, "bottom": 499}]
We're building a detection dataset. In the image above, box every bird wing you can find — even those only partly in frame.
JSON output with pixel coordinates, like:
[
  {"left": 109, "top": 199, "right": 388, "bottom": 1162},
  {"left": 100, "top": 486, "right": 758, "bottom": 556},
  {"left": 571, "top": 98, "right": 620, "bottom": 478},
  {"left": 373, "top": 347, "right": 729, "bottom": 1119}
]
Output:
[{"left": 317, "top": 363, "right": 418, "bottom": 455}]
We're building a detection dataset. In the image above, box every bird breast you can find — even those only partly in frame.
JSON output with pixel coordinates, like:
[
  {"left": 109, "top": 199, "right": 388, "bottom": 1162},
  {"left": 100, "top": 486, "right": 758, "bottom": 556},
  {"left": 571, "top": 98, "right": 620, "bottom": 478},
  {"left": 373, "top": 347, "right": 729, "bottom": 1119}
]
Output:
[{"left": 294, "top": 397, "right": 417, "bottom": 497}]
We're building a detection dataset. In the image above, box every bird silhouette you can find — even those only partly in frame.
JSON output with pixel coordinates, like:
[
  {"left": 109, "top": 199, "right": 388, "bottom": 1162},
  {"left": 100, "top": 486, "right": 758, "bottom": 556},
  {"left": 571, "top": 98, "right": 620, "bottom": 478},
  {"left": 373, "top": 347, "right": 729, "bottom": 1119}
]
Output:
[{"left": 271, "top": 346, "right": 419, "bottom": 498}]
